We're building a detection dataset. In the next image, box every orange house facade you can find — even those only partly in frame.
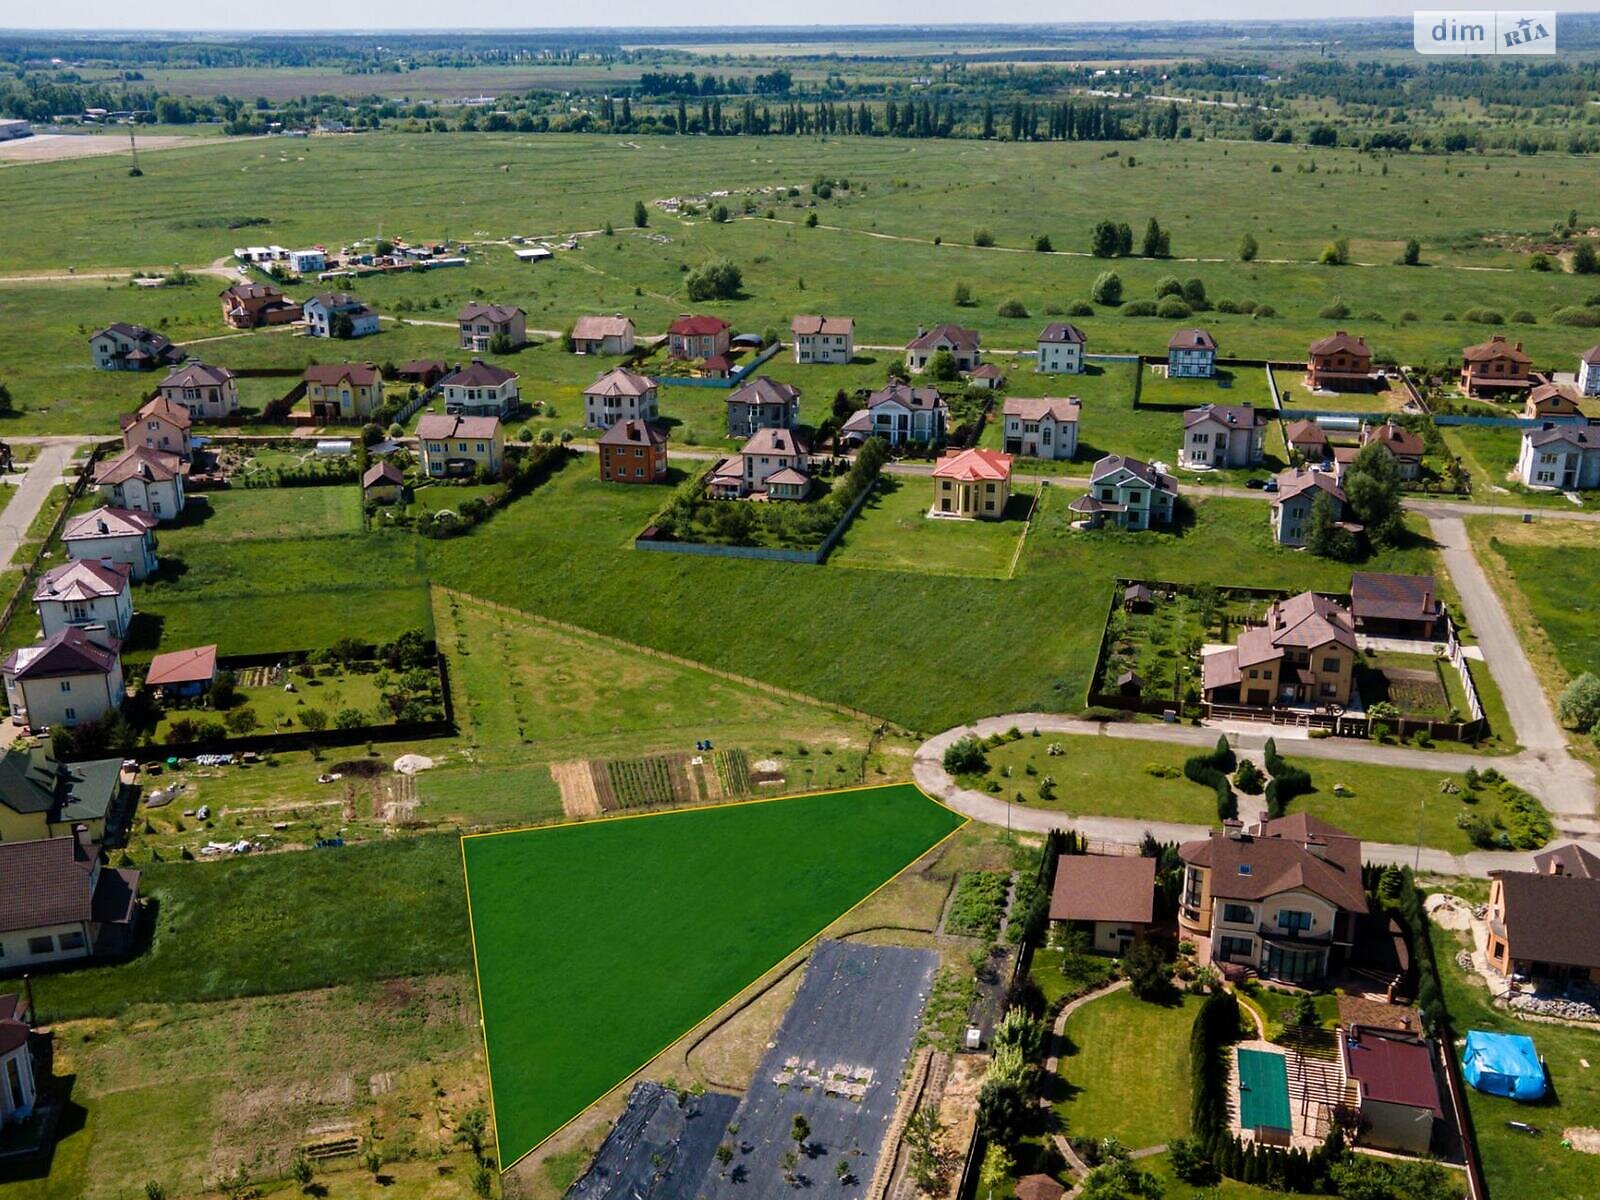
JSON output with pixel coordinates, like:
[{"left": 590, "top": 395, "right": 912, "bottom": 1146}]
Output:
[{"left": 598, "top": 419, "right": 669, "bottom": 484}]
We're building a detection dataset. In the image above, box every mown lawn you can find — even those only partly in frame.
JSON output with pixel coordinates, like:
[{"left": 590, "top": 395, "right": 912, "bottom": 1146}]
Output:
[
  {"left": 463, "top": 784, "right": 964, "bottom": 1166},
  {"left": 830, "top": 474, "right": 1030, "bottom": 578},
  {"left": 1053, "top": 988, "right": 1199, "bottom": 1149}
]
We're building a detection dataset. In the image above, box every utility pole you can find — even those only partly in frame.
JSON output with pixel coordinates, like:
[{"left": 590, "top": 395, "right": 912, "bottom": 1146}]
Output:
[
  {"left": 1415, "top": 795, "right": 1425, "bottom": 871},
  {"left": 127, "top": 122, "right": 141, "bottom": 176}
]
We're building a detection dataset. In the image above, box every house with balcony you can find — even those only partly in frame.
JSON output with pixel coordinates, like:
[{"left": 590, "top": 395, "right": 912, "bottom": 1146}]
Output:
[
  {"left": 219, "top": 281, "right": 301, "bottom": 329},
  {"left": 1067, "top": 454, "right": 1177, "bottom": 531},
  {"left": 930, "top": 448, "right": 1012, "bottom": 519},
  {"left": 1516, "top": 423, "right": 1600, "bottom": 491},
  {"left": 302, "top": 362, "right": 383, "bottom": 422},
  {"left": 33, "top": 561, "right": 133, "bottom": 641},
  {"left": 62, "top": 508, "right": 159, "bottom": 581},
  {"left": 1179, "top": 403, "right": 1267, "bottom": 470},
  {"left": 303, "top": 292, "right": 379, "bottom": 339},
  {"left": 667, "top": 314, "right": 731, "bottom": 360},
  {"left": 1001, "top": 397, "right": 1079, "bottom": 460},
  {"left": 439, "top": 360, "right": 519, "bottom": 418},
  {"left": 119, "top": 396, "right": 193, "bottom": 461},
  {"left": 417, "top": 414, "right": 503, "bottom": 478},
  {"left": 584, "top": 368, "right": 658, "bottom": 430},
  {"left": 1178, "top": 813, "right": 1368, "bottom": 985},
  {"left": 1167, "top": 328, "right": 1217, "bottom": 378},
  {"left": 570, "top": 315, "right": 636, "bottom": 356},
  {"left": 841, "top": 381, "right": 947, "bottom": 447},
  {"left": 1036, "top": 323, "right": 1086, "bottom": 375},
  {"left": 708, "top": 428, "right": 812, "bottom": 501},
  {"left": 1306, "top": 331, "right": 1378, "bottom": 391},
  {"left": 725, "top": 377, "right": 801, "bottom": 439},
  {"left": 790, "top": 315, "right": 854, "bottom": 364},
  {"left": 92, "top": 446, "right": 187, "bottom": 519},
  {"left": 457, "top": 303, "right": 526, "bottom": 351},
  {"left": 155, "top": 361, "right": 239, "bottom": 420},
  {"left": 1200, "top": 590, "right": 1356, "bottom": 711},
  {"left": 905, "top": 324, "right": 980, "bottom": 373},
  {"left": 1460, "top": 336, "right": 1532, "bottom": 398},
  {"left": 89, "top": 323, "right": 184, "bottom": 372}
]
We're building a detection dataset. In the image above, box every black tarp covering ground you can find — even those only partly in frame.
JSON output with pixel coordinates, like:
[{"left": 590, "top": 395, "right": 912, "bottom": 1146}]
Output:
[{"left": 568, "top": 1081, "right": 740, "bottom": 1200}]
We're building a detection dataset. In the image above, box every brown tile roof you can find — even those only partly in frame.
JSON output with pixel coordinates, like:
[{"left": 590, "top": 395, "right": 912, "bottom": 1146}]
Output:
[
  {"left": 1038, "top": 323, "right": 1086, "bottom": 345},
  {"left": 362, "top": 461, "right": 404, "bottom": 489},
  {"left": 763, "top": 466, "right": 811, "bottom": 487},
  {"left": 0, "top": 832, "right": 100, "bottom": 932},
  {"left": 1201, "top": 647, "right": 1241, "bottom": 691},
  {"left": 728, "top": 377, "right": 800, "bottom": 409},
  {"left": 868, "top": 381, "right": 943, "bottom": 412},
  {"left": 1462, "top": 335, "right": 1530, "bottom": 365},
  {"left": 1341, "top": 1028, "right": 1442, "bottom": 1117},
  {"left": 669, "top": 314, "right": 730, "bottom": 336},
  {"left": 1583, "top": 345, "right": 1600, "bottom": 366},
  {"left": 417, "top": 414, "right": 501, "bottom": 441},
  {"left": 1272, "top": 467, "right": 1344, "bottom": 506},
  {"left": 1492, "top": 870, "right": 1600, "bottom": 968},
  {"left": 34, "top": 559, "right": 130, "bottom": 604},
  {"left": 932, "top": 447, "right": 1011, "bottom": 482},
  {"left": 1185, "top": 402, "right": 1265, "bottom": 430},
  {"left": 741, "top": 427, "right": 809, "bottom": 457},
  {"left": 791, "top": 315, "right": 853, "bottom": 336},
  {"left": 93, "top": 446, "right": 186, "bottom": 486},
  {"left": 1525, "top": 382, "right": 1581, "bottom": 413},
  {"left": 121, "top": 396, "right": 193, "bottom": 433},
  {"left": 1362, "top": 420, "right": 1424, "bottom": 458},
  {"left": 5, "top": 627, "right": 120, "bottom": 681},
  {"left": 1089, "top": 453, "right": 1177, "bottom": 494},
  {"left": 1285, "top": 419, "right": 1330, "bottom": 448},
  {"left": 1181, "top": 814, "right": 1367, "bottom": 913},
  {"left": 398, "top": 359, "right": 446, "bottom": 378},
  {"left": 1003, "top": 397, "right": 1081, "bottom": 423},
  {"left": 585, "top": 368, "right": 655, "bottom": 398},
  {"left": 906, "top": 323, "right": 980, "bottom": 353},
  {"left": 158, "top": 362, "right": 233, "bottom": 391},
  {"left": 220, "top": 282, "right": 284, "bottom": 300},
  {"left": 303, "top": 362, "right": 380, "bottom": 387},
  {"left": 598, "top": 419, "right": 668, "bottom": 448},
  {"left": 1168, "top": 327, "right": 1216, "bottom": 352},
  {"left": 1015, "top": 1176, "right": 1066, "bottom": 1200},
  {"left": 1349, "top": 572, "right": 1440, "bottom": 624},
  {"left": 63, "top": 507, "right": 158, "bottom": 542},
  {"left": 1534, "top": 843, "right": 1600, "bottom": 878},
  {"left": 145, "top": 644, "right": 218, "bottom": 687},
  {"left": 458, "top": 303, "right": 524, "bottom": 324},
  {"left": 92, "top": 322, "right": 173, "bottom": 350},
  {"left": 1525, "top": 424, "right": 1599, "bottom": 450},
  {"left": 1048, "top": 854, "right": 1156, "bottom": 924},
  {"left": 1308, "top": 330, "right": 1371, "bottom": 359},
  {"left": 308, "top": 292, "right": 365, "bottom": 311},
  {"left": 1261, "top": 591, "right": 1357, "bottom": 652},
  {"left": 1338, "top": 995, "right": 1424, "bottom": 1036},
  {"left": 440, "top": 361, "right": 516, "bottom": 388},
  {"left": 572, "top": 315, "right": 634, "bottom": 340}
]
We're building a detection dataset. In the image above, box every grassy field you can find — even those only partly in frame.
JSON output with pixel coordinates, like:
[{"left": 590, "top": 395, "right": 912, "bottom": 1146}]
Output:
[
  {"left": 1443, "top": 425, "right": 1600, "bottom": 511},
  {"left": 830, "top": 475, "right": 1031, "bottom": 577},
  {"left": 1052, "top": 987, "right": 1199, "bottom": 1149},
  {"left": 962, "top": 735, "right": 1513, "bottom": 854},
  {"left": 1468, "top": 518, "right": 1600, "bottom": 686},
  {"left": 1433, "top": 915, "right": 1600, "bottom": 1200},
  {"left": 461, "top": 784, "right": 964, "bottom": 1167},
  {"left": 424, "top": 459, "right": 1441, "bottom": 734}
]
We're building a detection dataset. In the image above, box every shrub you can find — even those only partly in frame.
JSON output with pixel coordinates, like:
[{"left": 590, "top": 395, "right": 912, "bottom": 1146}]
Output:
[
  {"left": 996, "top": 299, "right": 1030, "bottom": 318},
  {"left": 972, "top": 228, "right": 995, "bottom": 247},
  {"left": 952, "top": 280, "right": 975, "bottom": 307},
  {"left": 1552, "top": 306, "right": 1600, "bottom": 327},
  {"left": 943, "top": 736, "right": 988, "bottom": 775},
  {"left": 1154, "top": 276, "right": 1184, "bottom": 299},
  {"left": 1122, "top": 940, "right": 1173, "bottom": 1000},
  {"left": 1557, "top": 672, "right": 1600, "bottom": 731},
  {"left": 1233, "top": 760, "right": 1264, "bottom": 795},
  {"left": 1091, "top": 271, "right": 1123, "bottom": 306},
  {"left": 1318, "top": 297, "right": 1351, "bottom": 320},
  {"left": 1121, "top": 300, "right": 1158, "bottom": 317},
  {"left": 1155, "top": 297, "right": 1191, "bottom": 319},
  {"left": 1237, "top": 232, "right": 1258, "bottom": 262},
  {"left": 1401, "top": 237, "right": 1421, "bottom": 266},
  {"left": 1319, "top": 238, "right": 1350, "bottom": 266},
  {"left": 1034, "top": 234, "right": 1053, "bottom": 252},
  {"left": 1530, "top": 253, "right": 1553, "bottom": 271},
  {"left": 1511, "top": 309, "right": 1537, "bottom": 324},
  {"left": 1065, "top": 301, "right": 1095, "bottom": 317},
  {"left": 1462, "top": 307, "right": 1504, "bottom": 325},
  {"left": 684, "top": 257, "right": 742, "bottom": 301},
  {"left": 1252, "top": 305, "right": 1277, "bottom": 318}
]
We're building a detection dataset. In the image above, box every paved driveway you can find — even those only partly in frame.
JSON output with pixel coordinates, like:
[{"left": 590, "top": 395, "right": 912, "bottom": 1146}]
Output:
[{"left": 0, "top": 440, "right": 87, "bottom": 568}]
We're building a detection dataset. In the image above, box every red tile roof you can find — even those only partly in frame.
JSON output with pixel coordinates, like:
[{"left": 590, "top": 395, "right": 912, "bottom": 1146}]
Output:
[
  {"left": 63, "top": 507, "right": 158, "bottom": 542},
  {"left": 93, "top": 446, "right": 185, "bottom": 486},
  {"left": 1342, "top": 1029, "right": 1442, "bottom": 1117},
  {"left": 1308, "top": 330, "right": 1371, "bottom": 359},
  {"left": 5, "top": 627, "right": 120, "bottom": 681},
  {"left": 145, "top": 644, "right": 219, "bottom": 687},
  {"left": 417, "top": 414, "right": 501, "bottom": 441},
  {"left": 669, "top": 314, "right": 731, "bottom": 336},
  {"left": 1168, "top": 327, "right": 1217, "bottom": 351},
  {"left": 1462, "top": 335, "right": 1530, "bottom": 364},
  {"left": 932, "top": 447, "right": 1012, "bottom": 482},
  {"left": 121, "top": 396, "right": 193, "bottom": 433},
  {"left": 303, "top": 362, "right": 380, "bottom": 387}
]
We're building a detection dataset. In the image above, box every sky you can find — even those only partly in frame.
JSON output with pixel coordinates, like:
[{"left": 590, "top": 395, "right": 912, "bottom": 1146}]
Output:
[{"left": 12, "top": 2, "right": 1600, "bottom": 34}]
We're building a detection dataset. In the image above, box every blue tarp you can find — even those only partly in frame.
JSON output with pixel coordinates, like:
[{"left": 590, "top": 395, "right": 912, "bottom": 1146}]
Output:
[{"left": 1461, "top": 1030, "right": 1547, "bottom": 1101}]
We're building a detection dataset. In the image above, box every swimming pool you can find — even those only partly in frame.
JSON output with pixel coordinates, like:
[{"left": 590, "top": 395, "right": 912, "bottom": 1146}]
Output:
[{"left": 1237, "top": 1047, "right": 1292, "bottom": 1133}]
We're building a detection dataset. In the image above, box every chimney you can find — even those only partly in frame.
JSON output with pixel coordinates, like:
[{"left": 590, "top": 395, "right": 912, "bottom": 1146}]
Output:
[
  {"left": 1223, "top": 817, "right": 1244, "bottom": 840},
  {"left": 1305, "top": 834, "right": 1328, "bottom": 860},
  {"left": 917, "top": 325, "right": 926, "bottom": 339}
]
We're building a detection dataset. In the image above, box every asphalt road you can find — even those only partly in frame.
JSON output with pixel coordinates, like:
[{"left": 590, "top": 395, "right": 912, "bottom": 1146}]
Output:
[{"left": 0, "top": 440, "right": 88, "bottom": 569}]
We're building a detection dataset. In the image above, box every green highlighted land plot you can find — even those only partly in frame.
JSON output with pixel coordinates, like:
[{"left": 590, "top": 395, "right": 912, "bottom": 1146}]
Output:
[{"left": 461, "top": 784, "right": 965, "bottom": 1167}]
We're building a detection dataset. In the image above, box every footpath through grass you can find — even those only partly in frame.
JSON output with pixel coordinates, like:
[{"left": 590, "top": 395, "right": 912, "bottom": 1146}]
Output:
[{"left": 461, "top": 783, "right": 964, "bottom": 1168}]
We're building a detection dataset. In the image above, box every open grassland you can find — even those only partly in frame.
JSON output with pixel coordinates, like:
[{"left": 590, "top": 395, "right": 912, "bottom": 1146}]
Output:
[
  {"left": 3, "top": 978, "right": 486, "bottom": 1200},
  {"left": 425, "top": 459, "right": 1442, "bottom": 733},
  {"left": 8, "top": 136, "right": 1600, "bottom": 433},
  {"left": 831, "top": 475, "right": 1031, "bottom": 577},
  {"left": 1434, "top": 915, "right": 1600, "bottom": 1200},
  {"left": 461, "top": 784, "right": 964, "bottom": 1166}
]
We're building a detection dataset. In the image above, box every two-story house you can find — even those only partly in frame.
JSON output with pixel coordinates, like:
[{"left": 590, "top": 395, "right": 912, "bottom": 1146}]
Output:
[
  {"left": 1179, "top": 813, "right": 1369, "bottom": 985},
  {"left": 302, "top": 363, "right": 383, "bottom": 422},
  {"left": 1035, "top": 323, "right": 1086, "bottom": 375},
  {"left": 1579, "top": 347, "right": 1600, "bottom": 397},
  {"left": 1001, "top": 397, "right": 1080, "bottom": 460},
  {"left": 0, "top": 829, "right": 140, "bottom": 969},
  {"left": 598, "top": 419, "right": 669, "bottom": 485},
  {"left": 1270, "top": 467, "right": 1348, "bottom": 547},
  {"left": 1306, "top": 331, "right": 1378, "bottom": 391},
  {"left": 0, "top": 745, "right": 128, "bottom": 845},
  {"left": 1460, "top": 335, "right": 1532, "bottom": 398},
  {"left": 417, "top": 414, "right": 504, "bottom": 478},
  {"left": 219, "top": 281, "right": 301, "bottom": 329},
  {"left": 1179, "top": 403, "right": 1268, "bottom": 470},
  {"left": 33, "top": 560, "right": 133, "bottom": 641},
  {"left": 584, "top": 369, "right": 659, "bottom": 429},
  {"left": 570, "top": 315, "right": 636, "bottom": 356},
  {"left": 119, "top": 397, "right": 193, "bottom": 461},
  {"left": 1517, "top": 424, "right": 1600, "bottom": 491},
  {"left": 1, "top": 626, "right": 124, "bottom": 732},
  {"left": 62, "top": 508, "right": 159, "bottom": 581},
  {"left": 1167, "top": 328, "right": 1217, "bottom": 378},
  {"left": 303, "top": 292, "right": 379, "bottom": 339},
  {"left": 709, "top": 428, "right": 812, "bottom": 501},
  {"left": 725, "top": 377, "right": 801, "bottom": 439},
  {"left": 1068, "top": 454, "right": 1178, "bottom": 530},
  {"left": 457, "top": 303, "right": 526, "bottom": 352},
  {"left": 440, "top": 361, "right": 519, "bottom": 418},
  {"left": 1524, "top": 382, "right": 1582, "bottom": 420},
  {"left": 88, "top": 323, "right": 183, "bottom": 372},
  {"left": 92, "top": 447, "right": 187, "bottom": 519},
  {"left": 667, "top": 314, "right": 731, "bottom": 360},
  {"left": 1200, "top": 590, "right": 1357, "bottom": 710},
  {"left": 790, "top": 315, "right": 854, "bottom": 364},
  {"left": 1359, "top": 420, "right": 1424, "bottom": 481},
  {"left": 843, "top": 382, "right": 947, "bottom": 447},
  {"left": 905, "top": 324, "right": 980, "bottom": 373},
  {"left": 156, "top": 361, "right": 239, "bottom": 420},
  {"left": 931, "top": 447, "right": 1012, "bottom": 519}
]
